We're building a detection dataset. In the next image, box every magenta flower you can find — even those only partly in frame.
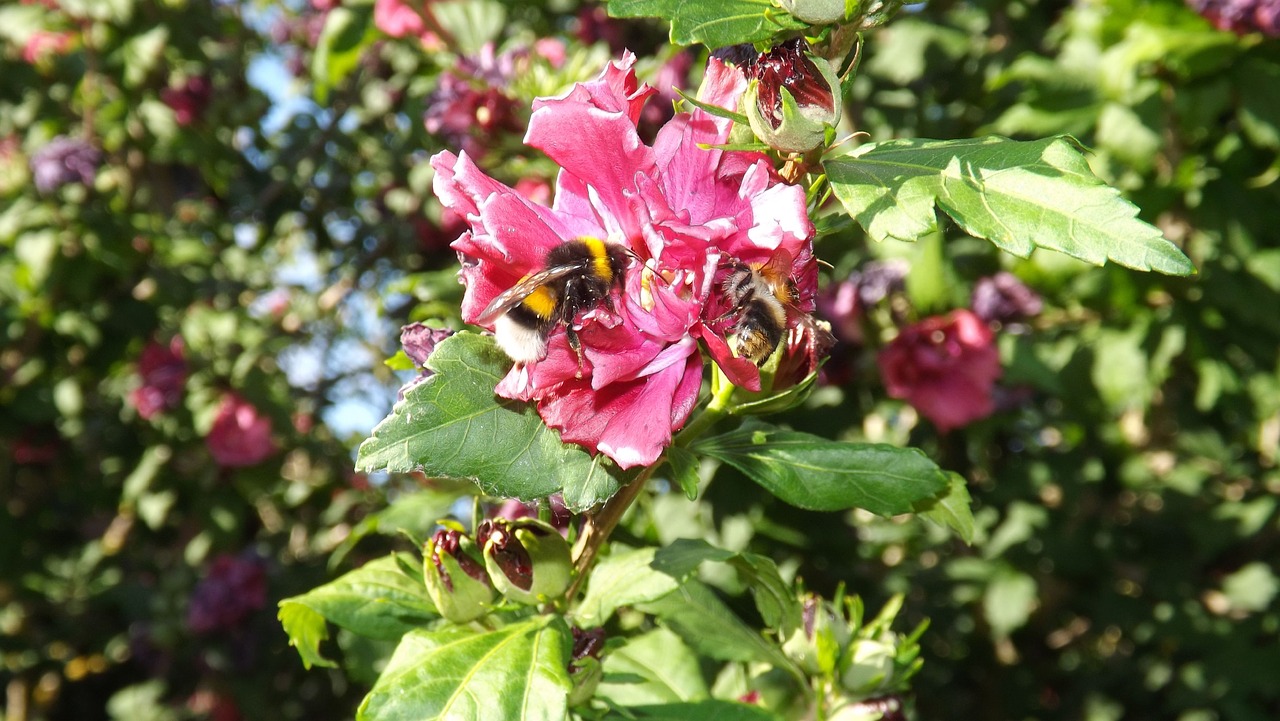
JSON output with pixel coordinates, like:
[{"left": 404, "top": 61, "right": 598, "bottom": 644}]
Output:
[
  {"left": 22, "top": 30, "right": 72, "bottom": 65},
  {"left": 205, "top": 394, "right": 277, "bottom": 468},
  {"left": 161, "top": 76, "right": 212, "bottom": 127},
  {"left": 373, "top": 0, "right": 440, "bottom": 46},
  {"left": 432, "top": 55, "right": 811, "bottom": 468},
  {"left": 129, "top": 337, "right": 187, "bottom": 420},
  {"left": 878, "top": 310, "right": 1002, "bottom": 432},
  {"left": 186, "top": 553, "right": 268, "bottom": 634}
]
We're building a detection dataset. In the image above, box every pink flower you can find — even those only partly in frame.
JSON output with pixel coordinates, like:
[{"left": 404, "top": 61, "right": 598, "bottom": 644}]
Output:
[
  {"left": 129, "top": 337, "right": 187, "bottom": 420},
  {"left": 373, "top": 0, "right": 440, "bottom": 46},
  {"left": 22, "top": 31, "right": 72, "bottom": 65},
  {"left": 205, "top": 394, "right": 277, "bottom": 468},
  {"left": 432, "top": 55, "right": 811, "bottom": 468},
  {"left": 878, "top": 310, "right": 1002, "bottom": 432}
]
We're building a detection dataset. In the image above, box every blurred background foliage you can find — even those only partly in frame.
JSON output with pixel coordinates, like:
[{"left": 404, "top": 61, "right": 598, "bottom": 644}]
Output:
[{"left": 1, "top": 0, "right": 1277, "bottom": 719}]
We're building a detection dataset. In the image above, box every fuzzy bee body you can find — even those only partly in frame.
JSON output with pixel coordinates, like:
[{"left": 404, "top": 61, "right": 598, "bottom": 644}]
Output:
[
  {"left": 478, "top": 237, "right": 629, "bottom": 364},
  {"left": 719, "top": 258, "right": 799, "bottom": 365}
]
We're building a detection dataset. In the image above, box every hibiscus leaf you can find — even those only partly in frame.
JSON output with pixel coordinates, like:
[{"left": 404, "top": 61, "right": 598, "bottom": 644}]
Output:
[
  {"left": 356, "top": 332, "right": 619, "bottom": 504},
  {"left": 607, "top": 0, "right": 805, "bottom": 48},
  {"left": 312, "top": 5, "right": 376, "bottom": 104},
  {"left": 824, "top": 135, "right": 1195, "bottom": 276},
  {"left": 692, "top": 420, "right": 949, "bottom": 515},
  {"left": 357, "top": 617, "right": 572, "bottom": 721},
  {"left": 635, "top": 580, "right": 795, "bottom": 669},
  {"left": 596, "top": 627, "right": 708, "bottom": 706},
  {"left": 560, "top": 454, "right": 625, "bottom": 513},
  {"left": 278, "top": 554, "right": 437, "bottom": 648},
  {"left": 912, "top": 472, "right": 976, "bottom": 544}
]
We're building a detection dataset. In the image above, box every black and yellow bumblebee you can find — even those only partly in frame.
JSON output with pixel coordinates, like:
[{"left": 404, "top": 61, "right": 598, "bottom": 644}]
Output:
[
  {"left": 476, "top": 237, "right": 630, "bottom": 364},
  {"left": 717, "top": 251, "right": 832, "bottom": 365}
]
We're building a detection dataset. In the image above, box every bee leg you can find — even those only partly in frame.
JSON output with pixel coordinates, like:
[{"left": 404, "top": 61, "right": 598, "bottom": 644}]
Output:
[{"left": 566, "top": 325, "right": 586, "bottom": 378}]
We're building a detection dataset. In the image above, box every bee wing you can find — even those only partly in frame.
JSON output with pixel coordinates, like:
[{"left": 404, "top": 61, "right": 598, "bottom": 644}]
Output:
[{"left": 474, "top": 262, "right": 587, "bottom": 326}]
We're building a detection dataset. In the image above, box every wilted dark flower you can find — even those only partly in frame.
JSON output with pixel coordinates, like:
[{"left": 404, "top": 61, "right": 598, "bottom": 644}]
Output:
[
  {"left": 397, "top": 323, "right": 454, "bottom": 398},
  {"left": 878, "top": 309, "right": 1002, "bottom": 432},
  {"left": 476, "top": 517, "right": 573, "bottom": 605},
  {"left": 30, "top": 135, "right": 101, "bottom": 193},
  {"left": 205, "top": 394, "right": 277, "bottom": 468},
  {"left": 187, "top": 553, "right": 268, "bottom": 634},
  {"left": 424, "top": 526, "right": 494, "bottom": 623},
  {"left": 161, "top": 76, "right": 213, "bottom": 126},
  {"left": 129, "top": 337, "right": 187, "bottom": 420},
  {"left": 1187, "top": 0, "right": 1280, "bottom": 36},
  {"left": 743, "top": 38, "right": 843, "bottom": 153},
  {"left": 970, "top": 271, "right": 1042, "bottom": 326},
  {"left": 576, "top": 5, "right": 626, "bottom": 52}
]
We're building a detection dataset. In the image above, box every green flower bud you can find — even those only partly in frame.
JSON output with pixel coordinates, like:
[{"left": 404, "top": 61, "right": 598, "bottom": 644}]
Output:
[
  {"left": 838, "top": 638, "right": 897, "bottom": 695},
  {"left": 423, "top": 525, "right": 495, "bottom": 623},
  {"left": 743, "top": 38, "right": 843, "bottom": 154},
  {"left": 477, "top": 517, "right": 573, "bottom": 605},
  {"left": 781, "top": 594, "right": 850, "bottom": 675},
  {"left": 776, "top": 0, "right": 846, "bottom": 24},
  {"left": 567, "top": 627, "right": 606, "bottom": 706}
]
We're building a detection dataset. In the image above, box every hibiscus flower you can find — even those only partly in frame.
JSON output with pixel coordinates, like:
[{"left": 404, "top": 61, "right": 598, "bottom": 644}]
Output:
[{"left": 432, "top": 54, "right": 811, "bottom": 468}]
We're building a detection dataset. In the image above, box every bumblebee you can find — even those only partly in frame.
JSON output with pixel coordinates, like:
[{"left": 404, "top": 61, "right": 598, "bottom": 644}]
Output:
[
  {"left": 477, "top": 237, "right": 630, "bottom": 364},
  {"left": 717, "top": 251, "right": 831, "bottom": 365}
]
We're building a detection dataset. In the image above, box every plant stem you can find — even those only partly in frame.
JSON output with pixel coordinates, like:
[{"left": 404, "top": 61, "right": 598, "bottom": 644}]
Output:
[{"left": 565, "top": 374, "right": 740, "bottom": 603}]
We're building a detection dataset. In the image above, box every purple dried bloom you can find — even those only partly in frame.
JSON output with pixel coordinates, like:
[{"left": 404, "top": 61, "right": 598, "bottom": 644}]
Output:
[
  {"left": 30, "top": 135, "right": 101, "bottom": 193},
  {"left": 1187, "top": 0, "right": 1280, "bottom": 36},
  {"left": 186, "top": 553, "right": 268, "bottom": 634},
  {"left": 971, "top": 272, "right": 1043, "bottom": 325},
  {"left": 401, "top": 322, "right": 454, "bottom": 367},
  {"left": 849, "top": 259, "right": 909, "bottom": 307}
]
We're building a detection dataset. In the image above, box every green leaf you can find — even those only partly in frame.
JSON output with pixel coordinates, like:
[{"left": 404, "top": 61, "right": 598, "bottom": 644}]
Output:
[
  {"left": 607, "top": 0, "right": 805, "bottom": 48},
  {"left": 596, "top": 627, "right": 707, "bottom": 706},
  {"left": 651, "top": 539, "right": 799, "bottom": 632},
  {"left": 607, "top": 700, "right": 783, "bottom": 720},
  {"left": 356, "top": 332, "right": 620, "bottom": 510},
  {"left": 664, "top": 445, "right": 701, "bottom": 500},
  {"left": 278, "top": 554, "right": 437, "bottom": 656},
  {"left": 983, "top": 567, "right": 1038, "bottom": 639},
  {"left": 312, "top": 5, "right": 375, "bottom": 104},
  {"left": 692, "top": 420, "right": 950, "bottom": 515},
  {"left": 357, "top": 617, "right": 572, "bottom": 721},
  {"left": 636, "top": 581, "right": 793, "bottom": 668},
  {"left": 825, "top": 136, "right": 1195, "bottom": 276},
  {"left": 576, "top": 547, "right": 683, "bottom": 625},
  {"left": 279, "top": 602, "right": 337, "bottom": 669},
  {"left": 913, "top": 472, "right": 975, "bottom": 544}
]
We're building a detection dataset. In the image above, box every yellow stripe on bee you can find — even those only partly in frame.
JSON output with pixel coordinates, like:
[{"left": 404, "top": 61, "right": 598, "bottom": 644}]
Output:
[
  {"left": 523, "top": 285, "right": 557, "bottom": 319},
  {"left": 583, "top": 237, "right": 614, "bottom": 282}
]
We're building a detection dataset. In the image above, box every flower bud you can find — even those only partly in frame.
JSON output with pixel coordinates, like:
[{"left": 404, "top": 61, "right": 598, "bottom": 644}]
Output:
[
  {"left": 423, "top": 525, "right": 494, "bottom": 623},
  {"left": 838, "top": 638, "right": 897, "bottom": 695},
  {"left": 775, "top": 0, "right": 846, "bottom": 24},
  {"left": 743, "top": 38, "right": 843, "bottom": 154},
  {"left": 476, "top": 517, "right": 573, "bottom": 605},
  {"left": 567, "top": 627, "right": 606, "bottom": 706},
  {"left": 781, "top": 594, "right": 849, "bottom": 675}
]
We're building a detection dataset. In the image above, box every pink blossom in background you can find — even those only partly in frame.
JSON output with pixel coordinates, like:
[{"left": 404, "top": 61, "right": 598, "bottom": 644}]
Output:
[
  {"left": 130, "top": 337, "right": 187, "bottom": 420},
  {"left": 22, "top": 31, "right": 72, "bottom": 64},
  {"left": 186, "top": 553, "right": 268, "bottom": 634},
  {"left": 161, "top": 76, "right": 213, "bottom": 126},
  {"left": 433, "top": 54, "right": 811, "bottom": 467},
  {"left": 205, "top": 394, "right": 277, "bottom": 468},
  {"left": 534, "top": 37, "right": 567, "bottom": 68},
  {"left": 373, "top": 0, "right": 440, "bottom": 46},
  {"left": 878, "top": 310, "right": 1002, "bottom": 432}
]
